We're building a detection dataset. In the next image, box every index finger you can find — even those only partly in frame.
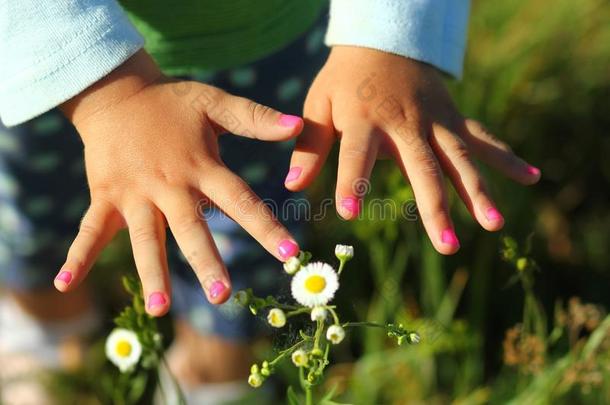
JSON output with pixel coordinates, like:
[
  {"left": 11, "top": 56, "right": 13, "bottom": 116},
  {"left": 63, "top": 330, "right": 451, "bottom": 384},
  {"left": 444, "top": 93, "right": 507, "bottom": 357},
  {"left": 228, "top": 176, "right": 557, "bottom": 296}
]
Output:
[{"left": 200, "top": 164, "right": 300, "bottom": 261}]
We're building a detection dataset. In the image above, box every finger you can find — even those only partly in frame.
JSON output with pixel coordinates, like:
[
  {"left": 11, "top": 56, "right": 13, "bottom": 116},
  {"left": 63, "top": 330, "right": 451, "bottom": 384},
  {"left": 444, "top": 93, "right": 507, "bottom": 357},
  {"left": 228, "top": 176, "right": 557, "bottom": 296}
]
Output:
[
  {"left": 431, "top": 124, "right": 505, "bottom": 232},
  {"left": 201, "top": 164, "right": 300, "bottom": 262},
  {"left": 155, "top": 190, "right": 231, "bottom": 304},
  {"left": 463, "top": 119, "right": 541, "bottom": 185},
  {"left": 335, "top": 122, "right": 380, "bottom": 220},
  {"left": 392, "top": 120, "right": 460, "bottom": 255},
  {"left": 123, "top": 201, "right": 171, "bottom": 317},
  {"left": 55, "top": 200, "right": 122, "bottom": 292},
  {"left": 206, "top": 88, "right": 303, "bottom": 140},
  {"left": 285, "top": 95, "right": 334, "bottom": 191}
]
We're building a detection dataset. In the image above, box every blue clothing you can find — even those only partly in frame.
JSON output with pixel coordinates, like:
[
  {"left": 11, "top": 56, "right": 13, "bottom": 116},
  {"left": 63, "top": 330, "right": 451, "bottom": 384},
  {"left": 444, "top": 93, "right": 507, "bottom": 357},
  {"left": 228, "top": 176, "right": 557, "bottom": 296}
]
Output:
[{"left": 0, "top": 0, "right": 470, "bottom": 126}]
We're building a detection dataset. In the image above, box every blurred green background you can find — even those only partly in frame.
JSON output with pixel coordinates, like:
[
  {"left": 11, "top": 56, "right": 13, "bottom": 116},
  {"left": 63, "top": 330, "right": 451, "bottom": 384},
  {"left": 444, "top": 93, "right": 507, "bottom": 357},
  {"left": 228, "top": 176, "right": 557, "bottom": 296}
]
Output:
[{"left": 49, "top": 0, "right": 610, "bottom": 403}]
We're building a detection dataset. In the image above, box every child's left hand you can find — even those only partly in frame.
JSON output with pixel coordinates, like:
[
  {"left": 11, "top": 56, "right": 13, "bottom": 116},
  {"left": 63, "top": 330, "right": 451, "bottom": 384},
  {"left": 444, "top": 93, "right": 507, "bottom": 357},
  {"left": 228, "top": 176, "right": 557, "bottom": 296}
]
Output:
[{"left": 286, "top": 46, "right": 541, "bottom": 255}]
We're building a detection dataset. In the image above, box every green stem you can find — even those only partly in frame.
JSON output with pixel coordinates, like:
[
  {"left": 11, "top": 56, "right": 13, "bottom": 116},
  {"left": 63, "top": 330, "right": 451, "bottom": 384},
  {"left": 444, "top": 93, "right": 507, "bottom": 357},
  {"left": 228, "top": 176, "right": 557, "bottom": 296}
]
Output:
[
  {"left": 342, "top": 321, "right": 387, "bottom": 329},
  {"left": 305, "top": 385, "right": 313, "bottom": 405},
  {"left": 286, "top": 307, "right": 311, "bottom": 318},
  {"left": 161, "top": 356, "right": 187, "bottom": 405},
  {"left": 328, "top": 307, "right": 341, "bottom": 325},
  {"left": 337, "top": 260, "right": 346, "bottom": 275},
  {"left": 269, "top": 339, "right": 306, "bottom": 367},
  {"left": 313, "top": 320, "right": 324, "bottom": 351}
]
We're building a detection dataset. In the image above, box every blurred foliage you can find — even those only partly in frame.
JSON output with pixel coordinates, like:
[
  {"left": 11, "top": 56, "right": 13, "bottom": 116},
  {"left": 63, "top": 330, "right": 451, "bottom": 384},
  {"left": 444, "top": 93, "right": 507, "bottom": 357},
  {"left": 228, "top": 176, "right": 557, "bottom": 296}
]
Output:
[{"left": 305, "top": 0, "right": 610, "bottom": 403}]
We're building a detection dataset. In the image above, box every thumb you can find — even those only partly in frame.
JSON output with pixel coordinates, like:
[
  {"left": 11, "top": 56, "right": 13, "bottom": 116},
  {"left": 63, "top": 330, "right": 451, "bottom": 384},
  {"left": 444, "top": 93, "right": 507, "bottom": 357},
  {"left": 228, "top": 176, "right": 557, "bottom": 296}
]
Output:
[{"left": 207, "top": 91, "right": 304, "bottom": 141}]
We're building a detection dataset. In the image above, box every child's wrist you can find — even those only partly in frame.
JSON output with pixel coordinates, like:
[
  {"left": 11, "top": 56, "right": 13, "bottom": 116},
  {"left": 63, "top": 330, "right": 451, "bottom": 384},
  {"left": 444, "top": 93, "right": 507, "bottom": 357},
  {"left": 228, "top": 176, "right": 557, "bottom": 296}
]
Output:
[{"left": 60, "top": 50, "right": 163, "bottom": 129}]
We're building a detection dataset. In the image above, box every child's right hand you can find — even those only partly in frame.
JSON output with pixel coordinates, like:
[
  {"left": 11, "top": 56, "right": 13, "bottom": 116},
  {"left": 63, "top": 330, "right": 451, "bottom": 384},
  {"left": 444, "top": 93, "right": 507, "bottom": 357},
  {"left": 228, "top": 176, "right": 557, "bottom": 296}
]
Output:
[{"left": 55, "top": 51, "right": 303, "bottom": 315}]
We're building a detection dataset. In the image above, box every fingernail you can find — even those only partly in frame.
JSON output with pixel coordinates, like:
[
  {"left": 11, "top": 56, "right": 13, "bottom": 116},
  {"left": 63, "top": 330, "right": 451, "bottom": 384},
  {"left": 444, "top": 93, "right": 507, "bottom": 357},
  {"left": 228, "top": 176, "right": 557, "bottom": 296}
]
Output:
[
  {"left": 486, "top": 207, "right": 503, "bottom": 222},
  {"left": 527, "top": 165, "right": 541, "bottom": 176},
  {"left": 148, "top": 292, "right": 167, "bottom": 309},
  {"left": 55, "top": 271, "right": 72, "bottom": 285},
  {"left": 278, "top": 114, "right": 302, "bottom": 128},
  {"left": 441, "top": 229, "right": 460, "bottom": 247},
  {"left": 341, "top": 196, "right": 361, "bottom": 217},
  {"left": 209, "top": 281, "right": 226, "bottom": 299},
  {"left": 285, "top": 167, "right": 302, "bottom": 184},
  {"left": 278, "top": 240, "right": 299, "bottom": 260}
]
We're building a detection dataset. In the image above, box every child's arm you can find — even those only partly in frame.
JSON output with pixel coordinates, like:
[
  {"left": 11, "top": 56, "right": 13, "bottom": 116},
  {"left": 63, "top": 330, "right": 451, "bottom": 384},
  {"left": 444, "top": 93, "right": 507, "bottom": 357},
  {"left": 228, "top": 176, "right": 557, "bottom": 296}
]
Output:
[
  {"left": 287, "top": 0, "right": 541, "bottom": 255},
  {"left": 1, "top": 1, "right": 303, "bottom": 314}
]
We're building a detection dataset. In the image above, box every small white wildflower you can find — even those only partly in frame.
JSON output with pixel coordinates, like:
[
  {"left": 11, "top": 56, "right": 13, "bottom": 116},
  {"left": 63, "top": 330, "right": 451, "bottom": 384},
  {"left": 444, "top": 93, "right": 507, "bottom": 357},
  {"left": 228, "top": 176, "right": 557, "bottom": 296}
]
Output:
[
  {"left": 310, "top": 306, "right": 328, "bottom": 322},
  {"left": 248, "top": 373, "right": 264, "bottom": 388},
  {"left": 283, "top": 256, "right": 301, "bottom": 275},
  {"left": 105, "top": 328, "right": 142, "bottom": 373},
  {"left": 291, "top": 262, "right": 339, "bottom": 307},
  {"left": 335, "top": 244, "right": 354, "bottom": 261},
  {"left": 267, "top": 308, "right": 286, "bottom": 328},
  {"left": 291, "top": 349, "right": 309, "bottom": 367},
  {"left": 326, "top": 325, "right": 345, "bottom": 344}
]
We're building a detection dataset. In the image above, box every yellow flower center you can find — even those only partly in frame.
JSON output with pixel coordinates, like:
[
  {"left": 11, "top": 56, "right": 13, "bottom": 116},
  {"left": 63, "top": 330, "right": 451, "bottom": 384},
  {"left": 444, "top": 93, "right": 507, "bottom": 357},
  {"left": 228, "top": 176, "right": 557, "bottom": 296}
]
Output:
[
  {"left": 116, "top": 340, "right": 132, "bottom": 358},
  {"left": 305, "top": 275, "right": 326, "bottom": 293}
]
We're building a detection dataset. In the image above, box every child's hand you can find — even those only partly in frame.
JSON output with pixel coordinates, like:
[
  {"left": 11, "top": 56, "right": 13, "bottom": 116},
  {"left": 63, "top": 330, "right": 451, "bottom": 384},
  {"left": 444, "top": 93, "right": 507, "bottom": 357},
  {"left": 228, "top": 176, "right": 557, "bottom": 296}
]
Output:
[
  {"left": 286, "top": 46, "right": 541, "bottom": 255},
  {"left": 55, "top": 51, "right": 303, "bottom": 314}
]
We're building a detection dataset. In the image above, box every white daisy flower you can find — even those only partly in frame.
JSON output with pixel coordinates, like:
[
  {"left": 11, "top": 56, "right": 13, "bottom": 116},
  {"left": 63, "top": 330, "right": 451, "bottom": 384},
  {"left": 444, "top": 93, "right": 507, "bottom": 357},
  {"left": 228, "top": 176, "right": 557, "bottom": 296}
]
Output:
[
  {"left": 267, "top": 308, "right": 286, "bottom": 328},
  {"left": 326, "top": 325, "right": 345, "bottom": 344},
  {"left": 335, "top": 244, "right": 354, "bottom": 261},
  {"left": 283, "top": 256, "right": 301, "bottom": 275},
  {"left": 291, "top": 349, "right": 309, "bottom": 367},
  {"left": 248, "top": 373, "right": 264, "bottom": 388},
  {"left": 105, "top": 328, "right": 142, "bottom": 373},
  {"left": 310, "top": 306, "right": 328, "bottom": 322},
  {"left": 291, "top": 262, "right": 339, "bottom": 307}
]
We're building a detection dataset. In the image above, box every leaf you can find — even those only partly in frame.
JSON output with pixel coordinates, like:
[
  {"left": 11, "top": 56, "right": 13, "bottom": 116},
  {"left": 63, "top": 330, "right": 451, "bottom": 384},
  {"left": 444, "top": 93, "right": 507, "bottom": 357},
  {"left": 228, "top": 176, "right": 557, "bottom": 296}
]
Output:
[
  {"left": 287, "top": 386, "right": 301, "bottom": 405},
  {"left": 126, "top": 372, "right": 148, "bottom": 404}
]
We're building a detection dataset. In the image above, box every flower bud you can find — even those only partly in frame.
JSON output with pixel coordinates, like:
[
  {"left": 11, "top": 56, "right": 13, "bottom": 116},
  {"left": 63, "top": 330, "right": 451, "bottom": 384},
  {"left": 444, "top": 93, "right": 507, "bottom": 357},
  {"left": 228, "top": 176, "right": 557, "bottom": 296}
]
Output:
[
  {"left": 326, "top": 325, "right": 345, "bottom": 344},
  {"left": 310, "top": 306, "right": 328, "bottom": 322},
  {"left": 335, "top": 244, "right": 354, "bottom": 262},
  {"left": 283, "top": 256, "right": 301, "bottom": 275},
  {"left": 408, "top": 332, "right": 421, "bottom": 344},
  {"left": 291, "top": 349, "right": 309, "bottom": 367},
  {"left": 248, "top": 373, "right": 263, "bottom": 388},
  {"left": 267, "top": 308, "right": 287, "bottom": 328},
  {"left": 234, "top": 290, "right": 249, "bottom": 306}
]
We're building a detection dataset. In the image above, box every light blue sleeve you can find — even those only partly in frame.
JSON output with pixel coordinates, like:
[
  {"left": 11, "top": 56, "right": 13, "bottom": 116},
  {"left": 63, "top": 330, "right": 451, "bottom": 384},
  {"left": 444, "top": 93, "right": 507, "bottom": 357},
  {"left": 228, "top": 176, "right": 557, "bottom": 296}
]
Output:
[
  {"left": 325, "top": 0, "right": 471, "bottom": 78},
  {"left": 0, "top": 0, "right": 144, "bottom": 127}
]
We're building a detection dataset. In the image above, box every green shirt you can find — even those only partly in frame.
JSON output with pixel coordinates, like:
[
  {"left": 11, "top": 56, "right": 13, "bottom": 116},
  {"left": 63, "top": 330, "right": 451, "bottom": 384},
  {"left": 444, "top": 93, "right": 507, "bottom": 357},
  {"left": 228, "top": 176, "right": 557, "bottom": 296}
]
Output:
[{"left": 119, "top": 0, "right": 327, "bottom": 75}]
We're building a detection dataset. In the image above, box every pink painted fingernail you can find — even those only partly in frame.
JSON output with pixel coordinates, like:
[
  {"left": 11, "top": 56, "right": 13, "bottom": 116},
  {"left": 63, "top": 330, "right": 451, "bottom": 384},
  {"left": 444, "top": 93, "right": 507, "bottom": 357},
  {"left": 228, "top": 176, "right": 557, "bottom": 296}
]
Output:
[
  {"left": 278, "top": 240, "right": 299, "bottom": 260},
  {"left": 341, "top": 196, "right": 361, "bottom": 217},
  {"left": 55, "top": 271, "right": 72, "bottom": 285},
  {"left": 486, "top": 207, "right": 503, "bottom": 222},
  {"left": 441, "top": 229, "right": 460, "bottom": 247},
  {"left": 285, "top": 167, "right": 302, "bottom": 184},
  {"left": 278, "top": 114, "right": 302, "bottom": 128},
  {"left": 148, "top": 292, "right": 167, "bottom": 309},
  {"left": 527, "top": 165, "right": 541, "bottom": 176},
  {"left": 209, "top": 281, "right": 227, "bottom": 299}
]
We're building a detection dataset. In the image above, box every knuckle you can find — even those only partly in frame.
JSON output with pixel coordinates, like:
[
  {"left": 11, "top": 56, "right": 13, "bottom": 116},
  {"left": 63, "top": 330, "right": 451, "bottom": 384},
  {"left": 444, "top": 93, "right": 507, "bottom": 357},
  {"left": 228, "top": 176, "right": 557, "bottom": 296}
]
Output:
[
  {"left": 341, "top": 144, "right": 369, "bottom": 161},
  {"left": 171, "top": 213, "right": 202, "bottom": 236},
  {"left": 263, "top": 220, "right": 286, "bottom": 243},
  {"left": 78, "top": 221, "right": 101, "bottom": 240},
  {"left": 130, "top": 225, "right": 159, "bottom": 245},
  {"left": 247, "top": 100, "right": 275, "bottom": 125},
  {"left": 137, "top": 267, "right": 161, "bottom": 281},
  {"left": 449, "top": 139, "right": 471, "bottom": 162}
]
